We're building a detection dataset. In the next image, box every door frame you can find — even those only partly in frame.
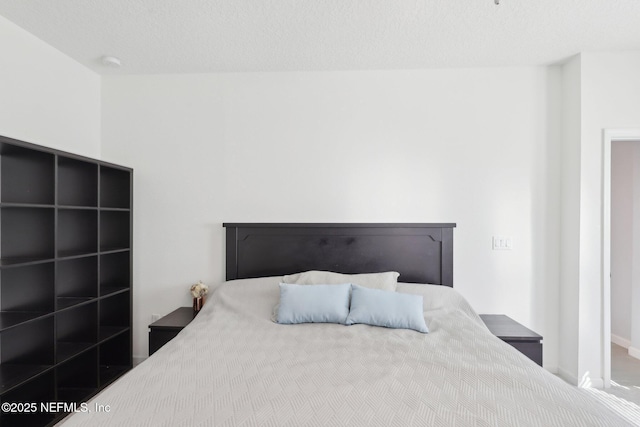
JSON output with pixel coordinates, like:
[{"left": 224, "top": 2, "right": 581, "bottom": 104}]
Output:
[{"left": 602, "top": 128, "right": 640, "bottom": 388}]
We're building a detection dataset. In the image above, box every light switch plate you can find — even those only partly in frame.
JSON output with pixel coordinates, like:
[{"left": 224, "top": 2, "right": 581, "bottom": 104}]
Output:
[{"left": 492, "top": 236, "right": 513, "bottom": 250}]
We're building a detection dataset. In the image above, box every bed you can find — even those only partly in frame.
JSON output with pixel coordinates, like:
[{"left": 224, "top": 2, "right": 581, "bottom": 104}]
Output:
[{"left": 60, "top": 223, "right": 633, "bottom": 426}]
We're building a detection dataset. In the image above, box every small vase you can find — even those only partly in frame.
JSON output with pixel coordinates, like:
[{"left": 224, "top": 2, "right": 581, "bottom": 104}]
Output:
[{"left": 193, "top": 296, "right": 206, "bottom": 313}]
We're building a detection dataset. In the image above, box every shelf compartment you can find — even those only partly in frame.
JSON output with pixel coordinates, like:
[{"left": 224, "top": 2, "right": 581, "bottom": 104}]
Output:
[
  {"left": 57, "top": 156, "right": 98, "bottom": 207},
  {"left": 57, "top": 209, "right": 98, "bottom": 257},
  {"left": 0, "top": 312, "right": 49, "bottom": 332},
  {"left": 57, "top": 342, "right": 95, "bottom": 365},
  {"left": 0, "top": 317, "right": 54, "bottom": 394},
  {"left": 100, "top": 166, "right": 131, "bottom": 209},
  {"left": 100, "top": 251, "right": 130, "bottom": 296},
  {"left": 0, "top": 257, "right": 54, "bottom": 268},
  {"left": 99, "top": 331, "right": 130, "bottom": 387},
  {"left": 1, "top": 316, "right": 54, "bottom": 366},
  {"left": 100, "top": 211, "right": 130, "bottom": 251},
  {"left": 100, "top": 248, "right": 129, "bottom": 256},
  {"left": 56, "top": 256, "right": 97, "bottom": 301},
  {"left": 0, "top": 202, "right": 54, "bottom": 209},
  {"left": 57, "top": 348, "right": 98, "bottom": 403},
  {"left": 0, "top": 370, "right": 55, "bottom": 425},
  {"left": 99, "top": 365, "right": 129, "bottom": 388},
  {"left": 0, "top": 143, "right": 54, "bottom": 205},
  {"left": 100, "top": 287, "right": 129, "bottom": 298},
  {"left": 0, "top": 207, "right": 54, "bottom": 262},
  {"left": 99, "top": 292, "right": 130, "bottom": 329},
  {"left": 56, "top": 297, "right": 93, "bottom": 311},
  {"left": 1, "top": 262, "right": 54, "bottom": 313},
  {"left": 0, "top": 364, "right": 51, "bottom": 395},
  {"left": 99, "top": 326, "right": 129, "bottom": 342},
  {"left": 56, "top": 303, "right": 97, "bottom": 363}
]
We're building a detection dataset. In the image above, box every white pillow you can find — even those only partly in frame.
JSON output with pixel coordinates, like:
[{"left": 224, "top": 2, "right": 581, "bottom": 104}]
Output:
[{"left": 283, "top": 270, "right": 399, "bottom": 291}]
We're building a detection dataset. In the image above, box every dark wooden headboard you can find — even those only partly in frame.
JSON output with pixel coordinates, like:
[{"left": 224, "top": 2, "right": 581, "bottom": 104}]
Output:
[{"left": 223, "top": 223, "right": 456, "bottom": 286}]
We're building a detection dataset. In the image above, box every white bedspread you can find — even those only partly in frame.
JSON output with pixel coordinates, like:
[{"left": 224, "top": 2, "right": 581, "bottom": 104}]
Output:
[{"left": 60, "top": 278, "right": 633, "bottom": 426}]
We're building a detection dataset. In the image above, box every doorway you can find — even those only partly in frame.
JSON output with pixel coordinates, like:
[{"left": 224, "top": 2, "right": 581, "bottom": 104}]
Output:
[{"left": 603, "top": 129, "right": 640, "bottom": 390}]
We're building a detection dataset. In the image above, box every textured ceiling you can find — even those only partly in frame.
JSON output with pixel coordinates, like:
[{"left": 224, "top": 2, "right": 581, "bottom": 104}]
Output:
[{"left": 1, "top": 0, "right": 639, "bottom": 74}]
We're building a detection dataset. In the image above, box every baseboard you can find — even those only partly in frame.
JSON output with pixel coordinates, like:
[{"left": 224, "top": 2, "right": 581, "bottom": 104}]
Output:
[
  {"left": 558, "top": 366, "right": 606, "bottom": 388},
  {"left": 133, "top": 355, "right": 147, "bottom": 367},
  {"left": 628, "top": 346, "right": 640, "bottom": 360},
  {"left": 612, "top": 334, "right": 631, "bottom": 349},
  {"left": 557, "top": 367, "right": 578, "bottom": 386},
  {"left": 585, "top": 377, "right": 604, "bottom": 389}
]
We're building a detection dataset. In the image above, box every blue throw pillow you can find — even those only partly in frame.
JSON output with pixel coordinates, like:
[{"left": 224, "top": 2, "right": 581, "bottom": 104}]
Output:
[
  {"left": 277, "top": 283, "right": 351, "bottom": 325},
  {"left": 346, "top": 284, "right": 429, "bottom": 333}
]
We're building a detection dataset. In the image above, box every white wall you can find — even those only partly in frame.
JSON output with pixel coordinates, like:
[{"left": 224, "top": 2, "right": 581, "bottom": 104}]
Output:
[
  {"left": 581, "top": 52, "right": 640, "bottom": 382},
  {"left": 0, "top": 15, "right": 100, "bottom": 156},
  {"left": 558, "top": 55, "right": 581, "bottom": 383},
  {"left": 562, "top": 51, "right": 640, "bottom": 386},
  {"left": 101, "top": 68, "right": 562, "bottom": 367},
  {"left": 611, "top": 141, "right": 634, "bottom": 345}
]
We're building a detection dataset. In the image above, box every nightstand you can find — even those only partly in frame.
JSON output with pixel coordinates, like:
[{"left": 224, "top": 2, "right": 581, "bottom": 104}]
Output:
[
  {"left": 149, "top": 307, "right": 195, "bottom": 355},
  {"left": 480, "top": 314, "right": 543, "bottom": 366}
]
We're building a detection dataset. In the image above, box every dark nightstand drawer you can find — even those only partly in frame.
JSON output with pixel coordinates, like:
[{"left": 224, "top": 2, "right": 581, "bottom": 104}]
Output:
[
  {"left": 507, "top": 342, "right": 543, "bottom": 366},
  {"left": 149, "top": 330, "right": 182, "bottom": 355},
  {"left": 148, "top": 307, "right": 195, "bottom": 356},
  {"left": 480, "top": 314, "right": 543, "bottom": 366}
]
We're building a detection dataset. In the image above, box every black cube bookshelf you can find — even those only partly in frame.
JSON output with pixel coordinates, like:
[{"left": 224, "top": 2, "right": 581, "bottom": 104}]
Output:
[{"left": 0, "top": 135, "right": 132, "bottom": 426}]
